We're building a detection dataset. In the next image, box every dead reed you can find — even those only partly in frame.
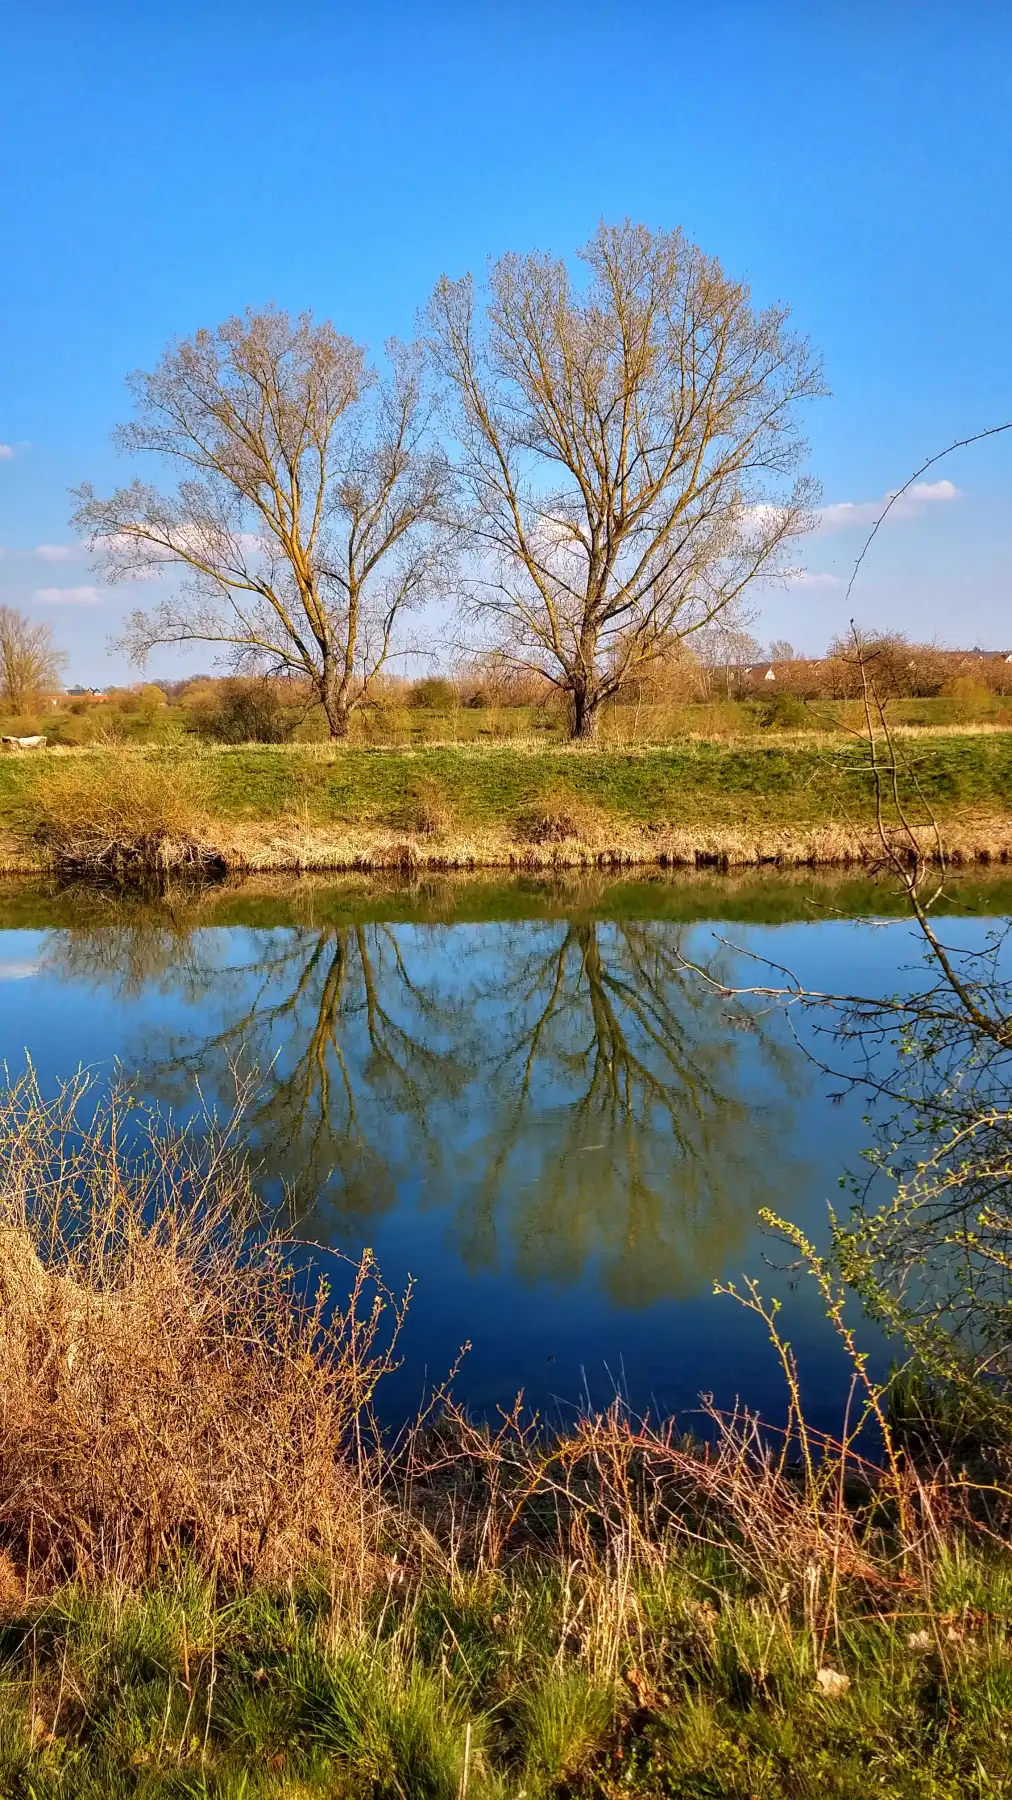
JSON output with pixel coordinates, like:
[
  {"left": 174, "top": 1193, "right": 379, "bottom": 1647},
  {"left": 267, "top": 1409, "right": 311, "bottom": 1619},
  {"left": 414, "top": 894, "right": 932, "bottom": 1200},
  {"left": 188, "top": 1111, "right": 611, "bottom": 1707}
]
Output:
[{"left": 0, "top": 1066, "right": 403, "bottom": 1591}]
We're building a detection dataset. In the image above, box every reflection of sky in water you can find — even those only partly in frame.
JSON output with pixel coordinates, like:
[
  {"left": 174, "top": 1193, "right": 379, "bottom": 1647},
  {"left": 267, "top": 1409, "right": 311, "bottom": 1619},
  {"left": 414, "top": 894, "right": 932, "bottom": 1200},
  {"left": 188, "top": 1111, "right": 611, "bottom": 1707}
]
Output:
[{"left": 0, "top": 904, "right": 1005, "bottom": 1435}]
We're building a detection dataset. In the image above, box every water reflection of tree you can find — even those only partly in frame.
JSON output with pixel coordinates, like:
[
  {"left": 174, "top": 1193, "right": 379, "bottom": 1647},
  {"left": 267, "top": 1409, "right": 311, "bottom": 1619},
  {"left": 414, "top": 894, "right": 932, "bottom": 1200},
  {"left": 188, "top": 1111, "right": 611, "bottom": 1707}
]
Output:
[
  {"left": 51, "top": 919, "right": 476, "bottom": 1225},
  {"left": 450, "top": 921, "right": 801, "bottom": 1303},
  {"left": 43, "top": 910, "right": 807, "bottom": 1302}
]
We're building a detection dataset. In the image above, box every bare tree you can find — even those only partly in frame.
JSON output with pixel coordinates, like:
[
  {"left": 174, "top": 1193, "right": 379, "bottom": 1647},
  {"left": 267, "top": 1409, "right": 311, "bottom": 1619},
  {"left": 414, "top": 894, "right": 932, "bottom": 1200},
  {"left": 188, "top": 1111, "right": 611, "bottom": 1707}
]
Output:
[
  {"left": 769, "top": 639, "right": 796, "bottom": 661},
  {"left": 0, "top": 607, "right": 65, "bottom": 712},
  {"left": 693, "top": 604, "right": 764, "bottom": 700},
  {"left": 825, "top": 628, "right": 947, "bottom": 701},
  {"left": 72, "top": 310, "right": 452, "bottom": 738},
  {"left": 429, "top": 221, "right": 825, "bottom": 739}
]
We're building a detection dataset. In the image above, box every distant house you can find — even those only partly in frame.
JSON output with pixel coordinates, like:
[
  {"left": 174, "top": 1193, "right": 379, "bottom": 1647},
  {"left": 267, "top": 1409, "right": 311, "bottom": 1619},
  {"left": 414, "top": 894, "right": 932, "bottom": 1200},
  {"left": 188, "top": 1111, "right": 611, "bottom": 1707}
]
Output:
[
  {"left": 65, "top": 686, "right": 108, "bottom": 702},
  {"left": 764, "top": 667, "right": 776, "bottom": 682}
]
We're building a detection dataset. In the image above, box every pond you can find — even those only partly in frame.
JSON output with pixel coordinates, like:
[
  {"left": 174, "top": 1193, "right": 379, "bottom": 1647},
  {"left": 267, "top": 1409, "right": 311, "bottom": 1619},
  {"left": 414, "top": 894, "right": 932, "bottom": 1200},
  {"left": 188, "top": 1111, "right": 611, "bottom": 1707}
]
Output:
[{"left": 2, "top": 869, "right": 1010, "bottom": 1434}]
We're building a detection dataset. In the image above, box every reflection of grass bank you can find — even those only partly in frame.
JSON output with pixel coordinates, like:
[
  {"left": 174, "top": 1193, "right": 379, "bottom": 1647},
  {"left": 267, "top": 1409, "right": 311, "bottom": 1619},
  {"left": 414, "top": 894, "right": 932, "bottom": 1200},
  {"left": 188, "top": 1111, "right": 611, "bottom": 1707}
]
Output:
[
  {"left": 2, "top": 1076, "right": 1011, "bottom": 1798},
  {"left": 5, "top": 862, "right": 1012, "bottom": 932},
  {"left": 1, "top": 734, "right": 1012, "bottom": 874}
]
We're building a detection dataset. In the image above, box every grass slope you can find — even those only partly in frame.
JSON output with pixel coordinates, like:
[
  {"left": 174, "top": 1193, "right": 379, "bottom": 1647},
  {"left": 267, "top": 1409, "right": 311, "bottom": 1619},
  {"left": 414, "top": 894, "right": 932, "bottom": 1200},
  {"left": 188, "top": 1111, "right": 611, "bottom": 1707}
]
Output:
[{"left": 1, "top": 732, "right": 1011, "bottom": 872}]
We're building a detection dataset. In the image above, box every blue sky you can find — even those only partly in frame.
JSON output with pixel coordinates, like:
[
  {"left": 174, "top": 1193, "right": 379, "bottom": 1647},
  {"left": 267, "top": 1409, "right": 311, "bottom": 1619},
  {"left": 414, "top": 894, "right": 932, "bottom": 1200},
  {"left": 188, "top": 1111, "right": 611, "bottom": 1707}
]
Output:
[{"left": 0, "top": 0, "right": 1009, "bottom": 683}]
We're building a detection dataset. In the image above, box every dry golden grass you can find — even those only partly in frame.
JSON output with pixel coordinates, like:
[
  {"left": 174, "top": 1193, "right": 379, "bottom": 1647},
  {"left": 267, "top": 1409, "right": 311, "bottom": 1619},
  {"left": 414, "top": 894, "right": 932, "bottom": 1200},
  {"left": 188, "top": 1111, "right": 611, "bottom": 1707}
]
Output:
[
  {"left": 0, "top": 1067, "right": 403, "bottom": 1590},
  {"left": 214, "top": 813, "right": 1012, "bottom": 874},
  {"left": 14, "top": 753, "right": 219, "bottom": 875},
  {"left": 7, "top": 809, "right": 1012, "bottom": 876}
]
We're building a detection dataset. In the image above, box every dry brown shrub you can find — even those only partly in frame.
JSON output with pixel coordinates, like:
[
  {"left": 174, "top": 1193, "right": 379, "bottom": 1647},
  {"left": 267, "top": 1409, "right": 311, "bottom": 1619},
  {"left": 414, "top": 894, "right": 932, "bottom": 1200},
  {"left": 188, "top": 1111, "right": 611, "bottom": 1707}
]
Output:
[
  {"left": 393, "top": 775, "right": 456, "bottom": 836},
  {"left": 408, "top": 1397, "right": 890, "bottom": 1605},
  {"left": 514, "top": 789, "right": 607, "bottom": 845},
  {"left": 0, "top": 1068, "right": 403, "bottom": 1591},
  {"left": 18, "top": 753, "right": 221, "bottom": 875}
]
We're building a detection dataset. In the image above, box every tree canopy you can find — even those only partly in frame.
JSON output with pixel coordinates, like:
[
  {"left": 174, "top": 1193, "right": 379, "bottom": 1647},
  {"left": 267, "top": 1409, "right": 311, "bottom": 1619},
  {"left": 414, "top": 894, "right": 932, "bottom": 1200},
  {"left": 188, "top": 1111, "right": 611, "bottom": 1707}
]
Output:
[
  {"left": 73, "top": 310, "right": 452, "bottom": 737},
  {"left": 429, "top": 220, "right": 825, "bottom": 737}
]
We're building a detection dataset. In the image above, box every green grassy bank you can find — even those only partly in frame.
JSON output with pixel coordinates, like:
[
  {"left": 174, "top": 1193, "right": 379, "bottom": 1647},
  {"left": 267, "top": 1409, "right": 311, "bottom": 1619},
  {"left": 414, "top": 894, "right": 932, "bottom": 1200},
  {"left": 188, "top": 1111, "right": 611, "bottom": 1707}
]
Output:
[
  {"left": 1, "top": 731, "right": 1012, "bottom": 873},
  {"left": 2, "top": 1549, "right": 1010, "bottom": 1800}
]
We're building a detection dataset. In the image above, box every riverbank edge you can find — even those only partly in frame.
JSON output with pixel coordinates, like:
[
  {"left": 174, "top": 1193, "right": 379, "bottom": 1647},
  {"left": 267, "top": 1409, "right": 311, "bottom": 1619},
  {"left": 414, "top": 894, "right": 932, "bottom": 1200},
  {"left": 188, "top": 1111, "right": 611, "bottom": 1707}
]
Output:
[{"left": 3, "top": 812, "right": 1012, "bottom": 875}]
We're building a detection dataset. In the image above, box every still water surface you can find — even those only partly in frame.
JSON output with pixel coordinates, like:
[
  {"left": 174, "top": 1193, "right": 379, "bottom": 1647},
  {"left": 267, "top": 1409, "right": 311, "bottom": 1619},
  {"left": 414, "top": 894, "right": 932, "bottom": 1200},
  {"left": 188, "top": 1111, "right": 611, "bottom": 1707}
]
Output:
[{"left": 2, "top": 872, "right": 1008, "bottom": 1433}]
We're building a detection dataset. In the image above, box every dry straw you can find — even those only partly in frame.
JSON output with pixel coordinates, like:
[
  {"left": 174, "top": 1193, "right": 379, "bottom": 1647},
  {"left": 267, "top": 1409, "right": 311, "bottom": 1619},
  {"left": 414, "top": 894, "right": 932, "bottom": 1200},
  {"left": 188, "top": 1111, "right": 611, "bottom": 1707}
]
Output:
[
  {"left": 0, "top": 1065, "right": 404, "bottom": 1591},
  {"left": 16, "top": 752, "right": 221, "bottom": 875}
]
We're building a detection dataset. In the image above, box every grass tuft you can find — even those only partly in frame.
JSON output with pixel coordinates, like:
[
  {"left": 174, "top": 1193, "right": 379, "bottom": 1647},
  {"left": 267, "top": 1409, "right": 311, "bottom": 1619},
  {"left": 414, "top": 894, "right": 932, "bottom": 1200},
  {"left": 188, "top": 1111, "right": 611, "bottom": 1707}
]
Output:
[
  {"left": 517, "top": 1666, "right": 616, "bottom": 1786},
  {"left": 15, "top": 752, "right": 222, "bottom": 876}
]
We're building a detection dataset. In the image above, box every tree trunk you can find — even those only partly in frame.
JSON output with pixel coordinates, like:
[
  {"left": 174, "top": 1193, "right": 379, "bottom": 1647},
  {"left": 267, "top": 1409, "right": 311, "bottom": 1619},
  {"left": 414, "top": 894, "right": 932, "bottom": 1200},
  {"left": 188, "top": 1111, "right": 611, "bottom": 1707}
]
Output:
[
  {"left": 571, "top": 686, "right": 598, "bottom": 741},
  {"left": 319, "top": 660, "right": 352, "bottom": 739}
]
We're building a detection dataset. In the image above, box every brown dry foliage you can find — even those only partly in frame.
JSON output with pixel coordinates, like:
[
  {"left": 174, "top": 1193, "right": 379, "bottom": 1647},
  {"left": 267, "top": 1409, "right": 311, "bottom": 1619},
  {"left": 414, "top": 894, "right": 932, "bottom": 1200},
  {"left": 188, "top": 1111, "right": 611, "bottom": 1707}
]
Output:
[
  {"left": 0, "top": 1068, "right": 404, "bottom": 1591},
  {"left": 408, "top": 1397, "right": 892, "bottom": 1607},
  {"left": 514, "top": 788, "right": 610, "bottom": 845},
  {"left": 18, "top": 753, "right": 220, "bottom": 875}
]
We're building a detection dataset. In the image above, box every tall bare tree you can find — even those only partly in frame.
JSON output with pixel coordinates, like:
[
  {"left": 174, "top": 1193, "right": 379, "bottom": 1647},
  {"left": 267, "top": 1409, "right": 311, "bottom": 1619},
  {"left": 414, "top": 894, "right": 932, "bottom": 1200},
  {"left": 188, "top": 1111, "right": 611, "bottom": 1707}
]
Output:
[
  {"left": 72, "top": 310, "right": 452, "bottom": 738},
  {"left": 429, "top": 221, "right": 825, "bottom": 738},
  {"left": 0, "top": 607, "right": 65, "bottom": 712}
]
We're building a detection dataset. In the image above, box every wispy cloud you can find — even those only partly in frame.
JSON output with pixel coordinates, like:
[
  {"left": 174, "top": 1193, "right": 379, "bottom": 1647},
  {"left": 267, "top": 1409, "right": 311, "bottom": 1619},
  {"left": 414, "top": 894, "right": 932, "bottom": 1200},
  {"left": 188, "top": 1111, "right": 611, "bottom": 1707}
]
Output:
[
  {"left": 0, "top": 444, "right": 14, "bottom": 461},
  {"left": 0, "top": 959, "right": 40, "bottom": 981},
  {"left": 783, "top": 569, "right": 845, "bottom": 588},
  {"left": 35, "top": 585, "right": 104, "bottom": 606},
  {"left": 818, "top": 479, "right": 960, "bottom": 534},
  {"left": 0, "top": 543, "right": 82, "bottom": 563}
]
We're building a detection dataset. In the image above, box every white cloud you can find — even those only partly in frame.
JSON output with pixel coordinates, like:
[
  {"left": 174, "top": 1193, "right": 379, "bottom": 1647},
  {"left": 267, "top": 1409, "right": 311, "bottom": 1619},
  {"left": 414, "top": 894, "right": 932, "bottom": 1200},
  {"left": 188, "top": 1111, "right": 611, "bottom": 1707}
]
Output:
[
  {"left": 35, "top": 585, "right": 104, "bottom": 606},
  {"left": 0, "top": 959, "right": 40, "bottom": 981},
  {"left": 818, "top": 479, "right": 960, "bottom": 534},
  {"left": 783, "top": 569, "right": 845, "bottom": 588},
  {"left": 0, "top": 444, "right": 14, "bottom": 460},
  {"left": 908, "top": 479, "right": 961, "bottom": 504},
  {"left": 34, "top": 544, "right": 76, "bottom": 562}
]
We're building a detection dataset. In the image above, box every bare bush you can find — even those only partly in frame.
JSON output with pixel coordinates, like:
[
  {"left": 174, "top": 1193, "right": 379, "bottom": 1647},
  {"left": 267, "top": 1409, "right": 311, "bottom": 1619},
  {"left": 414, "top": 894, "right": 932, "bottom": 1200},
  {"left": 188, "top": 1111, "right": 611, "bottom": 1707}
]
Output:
[
  {"left": 186, "top": 675, "right": 296, "bottom": 743},
  {"left": 0, "top": 1068, "right": 403, "bottom": 1589},
  {"left": 455, "top": 650, "right": 556, "bottom": 710},
  {"left": 824, "top": 631, "right": 949, "bottom": 700},
  {"left": 19, "top": 753, "right": 219, "bottom": 875},
  {"left": 408, "top": 675, "right": 457, "bottom": 711}
]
